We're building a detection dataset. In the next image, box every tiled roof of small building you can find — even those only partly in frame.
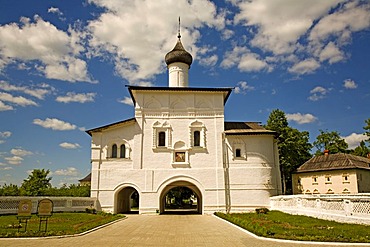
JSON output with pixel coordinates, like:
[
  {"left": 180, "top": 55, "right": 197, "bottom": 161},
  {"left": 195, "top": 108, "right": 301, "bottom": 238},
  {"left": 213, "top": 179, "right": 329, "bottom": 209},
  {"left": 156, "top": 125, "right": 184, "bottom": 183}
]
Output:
[
  {"left": 224, "top": 122, "right": 276, "bottom": 135},
  {"left": 79, "top": 173, "right": 91, "bottom": 182},
  {"left": 296, "top": 153, "right": 370, "bottom": 173}
]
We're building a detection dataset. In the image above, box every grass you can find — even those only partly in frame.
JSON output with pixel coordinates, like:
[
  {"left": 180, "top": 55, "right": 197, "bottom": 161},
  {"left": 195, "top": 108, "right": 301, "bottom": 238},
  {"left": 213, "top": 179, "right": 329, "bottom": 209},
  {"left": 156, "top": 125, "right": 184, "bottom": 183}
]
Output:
[
  {"left": 215, "top": 211, "right": 370, "bottom": 243},
  {"left": 0, "top": 212, "right": 124, "bottom": 238}
]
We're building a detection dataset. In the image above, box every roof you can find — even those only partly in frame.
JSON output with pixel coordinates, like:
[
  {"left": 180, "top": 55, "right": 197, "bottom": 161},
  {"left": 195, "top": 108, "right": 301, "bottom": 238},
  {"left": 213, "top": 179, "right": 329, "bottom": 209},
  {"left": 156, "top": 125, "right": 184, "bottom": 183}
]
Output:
[
  {"left": 296, "top": 153, "right": 370, "bottom": 173},
  {"left": 165, "top": 37, "right": 193, "bottom": 66},
  {"left": 86, "top": 118, "right": 136, "bottom": 136},
  {"left": 127, "top": 86, "right": 233, "bottom": 105},
  {"left": 224, "top": 122, "right": 276, "bottom": 135},
  {"left": 79, "top": 173, "right": 91, "bottom": 182}
]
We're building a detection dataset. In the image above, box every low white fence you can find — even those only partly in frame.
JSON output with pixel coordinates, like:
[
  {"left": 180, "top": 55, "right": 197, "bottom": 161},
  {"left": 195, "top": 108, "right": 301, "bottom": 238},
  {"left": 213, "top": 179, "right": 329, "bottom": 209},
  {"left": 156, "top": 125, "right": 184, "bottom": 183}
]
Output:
[
  {"left": 270, "top": 194, "right": 370, "bottom": 225},
  {"left": 0, "top": 197, "right": 100, "bottom": 215}
]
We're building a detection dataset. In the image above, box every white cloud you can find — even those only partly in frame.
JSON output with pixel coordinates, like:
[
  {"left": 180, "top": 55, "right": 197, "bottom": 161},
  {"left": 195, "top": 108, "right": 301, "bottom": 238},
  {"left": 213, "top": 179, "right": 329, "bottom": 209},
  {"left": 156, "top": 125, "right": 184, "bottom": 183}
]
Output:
[
  {"left": 54, "top": 167, "right": 79, "bottom": 176},
  {"left": 87, "top": 0, "right": 225, "bottom": 84},
  {"left": 48, "top": 7, "right": 63, "bottom": 16},
  {"left": 0, "top": 16, "right": 92, "bottom": 82},
  {"left": 234, "top": 81, "right": 255, "bottom": 94},
  {"left": 0, "top": 92, "right": 38, "bottom": 107},
  {"left": 343, "top": 79, "right": 357, "bottom": 89},
  {"left": 0, "top": 131, "right": 11, "bottom": 138},
  {"left": 5, "top": 156, "right": 23, "bottom": 165},
  {"left": 342, "top": 133, "right": 368, "bottom": 149},
  {"left": 118, "top": 97, "right": 134, "bottom": 106},
  {"left": 286, "top": 113, "right": 317, "bottom": 124},
  {"left": 198, "top": 54, "right": 218, "bottom": 67},
  {"left": 288, "top": 58, "right": 320, "bottom": 75},
  {"left": 319, "top": 42, "right": 344, "bottom": 64},
  {"left": 56, "top": 92, "right": 96, "bottom": 103},
  {"left": 10, "top": 148, "right": 33, "bottom": 156},
  {"left": 0, "top": 81, "right": 53, "bottom": 100},
  {"left": 0, "top": 101, "right": 13, "bottom": 111},
  {"left": 308, "top": 86, "right": 328, "bottom": 101},
  {"left": 233, "top": 0, "right": 340, "bottom": 55},
  {"left": 59, "top": 142, "right": 81, "bottom": 149},
  {"left": 33, "top": 118, "right": 77, "bottom": 131},
  {"left": 221, "top": 46, "right": 270, "bottom": 72}
]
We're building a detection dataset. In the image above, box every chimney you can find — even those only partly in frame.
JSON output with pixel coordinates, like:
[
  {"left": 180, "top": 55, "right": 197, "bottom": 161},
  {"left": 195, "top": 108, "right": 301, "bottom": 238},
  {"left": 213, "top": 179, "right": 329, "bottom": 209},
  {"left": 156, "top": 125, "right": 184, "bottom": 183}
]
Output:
[{"left": 324, "top": 149, "right": 329, "bottom": 156}]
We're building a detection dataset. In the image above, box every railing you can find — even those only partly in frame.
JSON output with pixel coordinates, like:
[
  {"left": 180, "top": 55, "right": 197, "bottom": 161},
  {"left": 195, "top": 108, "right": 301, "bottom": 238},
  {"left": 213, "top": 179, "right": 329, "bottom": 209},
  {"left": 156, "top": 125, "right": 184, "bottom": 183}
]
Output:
[
  {"left": 270, "top": 194, "right": 370, "bottom": 225},
  {"left": 0, "top": 197, "right": 100, "bottom": 215}
]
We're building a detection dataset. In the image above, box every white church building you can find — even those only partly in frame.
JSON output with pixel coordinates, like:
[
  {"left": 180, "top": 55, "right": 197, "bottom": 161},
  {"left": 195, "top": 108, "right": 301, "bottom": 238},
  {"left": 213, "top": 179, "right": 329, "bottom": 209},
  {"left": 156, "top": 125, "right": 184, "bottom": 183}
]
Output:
[{"left": 86, "top": 31, "right": 282, "bottom": 214}]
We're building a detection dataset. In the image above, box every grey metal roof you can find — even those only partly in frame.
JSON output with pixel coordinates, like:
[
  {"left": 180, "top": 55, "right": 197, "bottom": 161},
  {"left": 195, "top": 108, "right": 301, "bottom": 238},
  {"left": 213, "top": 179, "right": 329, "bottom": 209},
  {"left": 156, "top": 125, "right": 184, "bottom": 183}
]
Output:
[
  {"left": 224, "top": 122, "right": 276, "bottom": 135},
  {"left": 165, "top": 38, "right": 193, "bottom": 66},
  {"left": 85, "top": 118, "right": 136, "bottom": 136},
  {"left": 296, "top": 153, "right": 370, "bottom": 173}
]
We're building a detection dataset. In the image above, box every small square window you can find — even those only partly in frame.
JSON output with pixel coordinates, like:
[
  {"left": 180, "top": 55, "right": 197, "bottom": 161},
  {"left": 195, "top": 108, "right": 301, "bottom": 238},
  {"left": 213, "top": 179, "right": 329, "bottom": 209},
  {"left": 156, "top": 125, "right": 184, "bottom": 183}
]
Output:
[{"left": 235, "top": 148, "right": 241, "bottom": 158}]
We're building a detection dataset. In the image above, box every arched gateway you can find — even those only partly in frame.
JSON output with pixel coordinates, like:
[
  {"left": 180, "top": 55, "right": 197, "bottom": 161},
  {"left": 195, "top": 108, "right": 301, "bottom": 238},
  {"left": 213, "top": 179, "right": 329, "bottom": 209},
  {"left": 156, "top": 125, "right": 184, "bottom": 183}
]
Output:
[
  {"left": 159, "top": 180, "right": 202, "bottom": 214},
  {"left": 115, "top": 186, "right": 140, "bottom": 214}
]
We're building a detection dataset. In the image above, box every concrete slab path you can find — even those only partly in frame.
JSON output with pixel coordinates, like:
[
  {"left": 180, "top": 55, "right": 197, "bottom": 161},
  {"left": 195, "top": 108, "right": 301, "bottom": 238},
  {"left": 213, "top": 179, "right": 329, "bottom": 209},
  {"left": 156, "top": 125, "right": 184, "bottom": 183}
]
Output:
[{"left": 1, "top": 215, "right": 369, "bottom": 247}]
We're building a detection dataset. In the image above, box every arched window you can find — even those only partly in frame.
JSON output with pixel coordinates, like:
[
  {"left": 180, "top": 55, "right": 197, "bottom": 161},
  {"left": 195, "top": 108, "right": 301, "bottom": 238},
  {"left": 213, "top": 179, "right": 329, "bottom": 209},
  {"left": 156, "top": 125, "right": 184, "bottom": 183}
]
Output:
[
  {"left": 158, "top": 132, "right": 166, "bottom": 146},
  {"left": 120, "top": 144, "right": 126, "bottom": 158},
  {"left": 111, "top": 144, "right": 117, "bottom": 158},
  {"left": 194, "top": 131, "right": 200, "bottom": 147}
]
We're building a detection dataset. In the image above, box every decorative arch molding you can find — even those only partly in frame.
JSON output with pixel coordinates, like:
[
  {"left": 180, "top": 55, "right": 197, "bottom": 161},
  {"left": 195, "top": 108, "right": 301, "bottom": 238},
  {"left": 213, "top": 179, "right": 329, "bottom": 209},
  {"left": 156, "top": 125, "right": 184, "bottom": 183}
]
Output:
[
  {"left": 113, "top": 183, "right": 141, "bottom": 214},
  {"left": 113, "top": 182, "right": 142, "bottom": 193},
  {"left": 170, "top": 97, "right": 187, "bottom": 109},
  {"left": 144, "top": 96, "right": 162, "bottom": 109},
  {"left": 231, "top": 138, "right": 247, "bottom": 160},
  {"left": 195, "top": 98, "right": 212, "bottom": 109},
  {"left": 152, "top": 121, "right": 172, "bottom": 149}
]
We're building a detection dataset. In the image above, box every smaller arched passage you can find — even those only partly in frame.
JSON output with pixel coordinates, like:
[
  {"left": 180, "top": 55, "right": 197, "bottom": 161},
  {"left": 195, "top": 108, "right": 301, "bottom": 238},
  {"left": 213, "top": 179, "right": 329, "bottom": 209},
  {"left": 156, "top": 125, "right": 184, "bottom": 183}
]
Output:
[
  {"left": 115, "top": 186, "right": 139, "bottom": 214},
  {"left": 159, "top": 181, "right": 202, "bottom": 214}
]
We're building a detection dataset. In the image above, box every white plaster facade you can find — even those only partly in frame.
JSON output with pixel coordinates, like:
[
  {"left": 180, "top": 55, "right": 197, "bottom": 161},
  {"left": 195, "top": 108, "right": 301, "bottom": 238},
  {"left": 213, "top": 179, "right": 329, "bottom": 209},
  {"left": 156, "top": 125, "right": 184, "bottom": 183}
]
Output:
[{"left": 86, "top": 36, "right": 282, "bottom": 214}]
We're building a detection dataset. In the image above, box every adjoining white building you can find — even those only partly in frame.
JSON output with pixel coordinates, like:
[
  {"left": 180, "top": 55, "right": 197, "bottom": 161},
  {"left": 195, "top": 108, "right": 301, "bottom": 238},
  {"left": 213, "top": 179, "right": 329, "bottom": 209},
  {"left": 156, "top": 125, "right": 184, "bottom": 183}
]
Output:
[{"left": 86, "top": 31, "right": 282, "bottom": 214}]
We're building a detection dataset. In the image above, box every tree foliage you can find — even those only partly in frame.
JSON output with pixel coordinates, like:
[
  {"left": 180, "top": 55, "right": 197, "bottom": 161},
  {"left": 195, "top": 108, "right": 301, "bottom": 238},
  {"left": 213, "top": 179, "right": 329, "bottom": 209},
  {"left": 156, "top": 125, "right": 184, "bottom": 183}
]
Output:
[
  {"left": 0, "top": 169, "right": 90, "bottom": 197},
  {"left": 20, "top": 169, "right": 52, "bottom": 196},
  {"left": 265, "top": 109, "right": 312, "bottom": 195},
  {"left": 364, "top": 118, "right": 370, "bottom": 143},
  {"left": 313, "top": 130, "right": 348, "bottom": 155}
]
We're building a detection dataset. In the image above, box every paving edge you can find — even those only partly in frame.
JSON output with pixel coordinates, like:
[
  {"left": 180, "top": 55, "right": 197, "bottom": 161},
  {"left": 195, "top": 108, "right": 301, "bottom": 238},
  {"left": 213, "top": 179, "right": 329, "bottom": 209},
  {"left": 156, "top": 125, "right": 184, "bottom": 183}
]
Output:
[
  {"left": 212, "top": 214, "right": 370, "bottom": 246},
  {"left": 0, "top": 216, "right": 127, "bottom": 240}
]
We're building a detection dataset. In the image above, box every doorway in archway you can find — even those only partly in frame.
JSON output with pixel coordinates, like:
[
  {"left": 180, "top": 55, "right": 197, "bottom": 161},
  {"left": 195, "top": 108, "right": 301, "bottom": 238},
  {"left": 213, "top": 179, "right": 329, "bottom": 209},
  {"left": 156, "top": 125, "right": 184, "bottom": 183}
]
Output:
[
  {"left": 116, "top": 187, "right": 139, "bottom": 214},
  {"left": 160, "top": 181, "right": 202, "bottom": 214}
]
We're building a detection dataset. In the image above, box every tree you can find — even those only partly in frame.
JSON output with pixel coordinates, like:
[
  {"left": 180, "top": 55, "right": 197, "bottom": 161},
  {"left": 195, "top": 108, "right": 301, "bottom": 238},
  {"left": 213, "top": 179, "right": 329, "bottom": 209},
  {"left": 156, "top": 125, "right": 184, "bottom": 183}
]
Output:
[
  {"left": 265, "top": 109, "right": 312, "bottom": 194},
  {"left": 313, "top": 130, "right": 348, "bottom": 155},
  {"left": 364, "top": 118, "right": 370, "bottom": 143},
  {"left": 20, "top": 169, "right": 52, "bottom": 196},
  {"left": 350, "top": 140, "right": 370, "bottom": 157},
  {"left": 0, "top": 183, "right": 20, "bottom": 196}
]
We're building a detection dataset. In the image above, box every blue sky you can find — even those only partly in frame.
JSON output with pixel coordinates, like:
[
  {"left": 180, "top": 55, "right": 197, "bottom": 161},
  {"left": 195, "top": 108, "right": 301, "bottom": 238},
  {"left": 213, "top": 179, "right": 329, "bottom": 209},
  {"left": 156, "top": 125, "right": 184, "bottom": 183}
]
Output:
[{"left": 0, "top": 0, "right": 369, "bottom": 187}]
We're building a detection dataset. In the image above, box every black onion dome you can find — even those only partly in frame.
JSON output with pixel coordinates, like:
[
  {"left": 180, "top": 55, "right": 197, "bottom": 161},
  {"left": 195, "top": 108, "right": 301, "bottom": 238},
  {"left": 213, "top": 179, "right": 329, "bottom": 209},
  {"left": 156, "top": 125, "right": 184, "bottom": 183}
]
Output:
[{"left": 165, "top": 38, "right": 193, "bottom": 67}]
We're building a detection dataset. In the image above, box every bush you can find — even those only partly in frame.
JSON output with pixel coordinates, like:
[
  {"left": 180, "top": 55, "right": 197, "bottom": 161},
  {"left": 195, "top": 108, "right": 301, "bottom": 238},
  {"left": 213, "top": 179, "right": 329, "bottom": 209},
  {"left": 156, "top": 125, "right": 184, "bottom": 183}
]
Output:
[{"left": 255, "top": 208, "right": 269, "bottom": 214}]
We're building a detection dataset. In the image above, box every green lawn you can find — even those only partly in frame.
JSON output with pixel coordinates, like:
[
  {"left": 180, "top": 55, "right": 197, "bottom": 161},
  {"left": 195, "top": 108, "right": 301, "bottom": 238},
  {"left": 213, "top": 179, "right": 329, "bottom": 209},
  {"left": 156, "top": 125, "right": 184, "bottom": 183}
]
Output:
[
  {"left": 215, "top": 211, "right": 370, "bottom": 243},
  {"left": 0, "top": 212, "right": 124, "bottom": 238}
]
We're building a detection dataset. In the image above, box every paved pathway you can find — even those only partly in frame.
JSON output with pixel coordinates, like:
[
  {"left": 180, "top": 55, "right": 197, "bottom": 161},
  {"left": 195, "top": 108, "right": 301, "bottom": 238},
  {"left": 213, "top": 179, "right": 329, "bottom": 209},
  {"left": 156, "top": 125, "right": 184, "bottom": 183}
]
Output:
[{"left": 1, "top": 215, "right": 369, "bottom": 247}]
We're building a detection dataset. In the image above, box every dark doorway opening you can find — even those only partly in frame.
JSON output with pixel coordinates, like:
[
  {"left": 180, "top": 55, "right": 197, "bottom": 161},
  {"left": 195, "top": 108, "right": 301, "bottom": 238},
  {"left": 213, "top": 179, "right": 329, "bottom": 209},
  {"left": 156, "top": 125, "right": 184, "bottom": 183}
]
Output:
[{"left": 116, "top": 187, "right": 139, "bottom": 214}]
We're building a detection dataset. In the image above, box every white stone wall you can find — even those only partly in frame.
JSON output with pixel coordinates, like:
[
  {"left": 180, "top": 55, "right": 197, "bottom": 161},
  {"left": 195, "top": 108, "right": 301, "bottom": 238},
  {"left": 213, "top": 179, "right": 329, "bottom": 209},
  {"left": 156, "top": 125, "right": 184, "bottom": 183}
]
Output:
[{"left": 89, "top": 89, "right": 281, "bottom": 214}]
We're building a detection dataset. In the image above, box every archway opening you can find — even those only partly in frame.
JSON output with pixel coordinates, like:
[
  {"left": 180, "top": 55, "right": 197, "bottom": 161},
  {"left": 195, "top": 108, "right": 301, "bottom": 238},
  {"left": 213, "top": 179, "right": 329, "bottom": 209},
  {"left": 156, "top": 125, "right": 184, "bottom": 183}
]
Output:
[
  {"left": 160, "top": 181, "right": 202, "bottom": 214},
  {"left": 116, "top": 187, "right": 139, "bottom": 214}
]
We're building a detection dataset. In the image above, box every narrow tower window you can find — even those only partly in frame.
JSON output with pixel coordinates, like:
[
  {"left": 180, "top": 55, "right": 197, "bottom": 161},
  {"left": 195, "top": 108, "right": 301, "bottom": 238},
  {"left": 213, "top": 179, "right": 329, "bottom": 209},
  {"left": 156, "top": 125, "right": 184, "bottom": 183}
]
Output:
[
  {"left": 158, "top": 132, "right": 166, "bottom": 146},
  {"left": 111, "top": 144, "right": 117, "bottom": 158},
  {"left": 120, "top": 144, "right": 126, "bottom": 158},
  {"left": 235, "top": 148, "right": 241, "bottom": 158},
  {"left": 194, "top": 131, "right": 200, "bottom": 147}
]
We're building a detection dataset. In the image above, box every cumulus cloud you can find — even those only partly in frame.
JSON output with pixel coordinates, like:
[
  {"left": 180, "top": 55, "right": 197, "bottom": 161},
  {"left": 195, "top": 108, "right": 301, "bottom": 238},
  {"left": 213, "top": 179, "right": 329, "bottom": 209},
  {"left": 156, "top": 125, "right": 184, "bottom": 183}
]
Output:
[
  {"left": 87, "top": 0, "right": 225, "bottom": 84},
  {"left": 10, "top": 148, "right": 33, "bottom": 156},
  {"left": 234, "top": 81, "right": 255, "bottom": 94},
  {"left": 0, "top": 81, "right": 53, "bottom": 100},
  {"left": 342, "top": 133, "right": 368, "bottom": 149},
  {"left": 0, "top": 15, "right": 93, "bottom": 82},
  {"left": 0, "top": 101, "right": 13, "bottom": 111},
  {"left": 308, "top": 86, "right": 328, "bottom": 101},
  {"left": 286, "top": 113, "right": 317, "bottom": 124},
  {"left": 118, "top": 96, "right": 134, "bottom": 106},
  {"left": 0, "top": 131, "right": 11, "bottom": 144},
  {"left": 0, "top": 92, "right": 38, "bottom": 107},
  {"left": 288, "top": 58, "right": 320, "bottom": 75},
  {"left": 54, "top": 167, "right": 79, "bottom": 176},
  {"left": 59, "top": 142, "right": 81, "bottom": 149},
  {"left": 5, "top": 156, "right": 23, "bottom": 165},
  {"left": 343, "top": 79, "right": 357, "bottom": 89},
  {"left": 56, "top": 92, "right": 96, "bottom": 103},
  {"left": 33, "top": 118, "right": 77, "bottom": 131},
  {"left": 198, "top": 54, "right": 218, "bottom": 67}
]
